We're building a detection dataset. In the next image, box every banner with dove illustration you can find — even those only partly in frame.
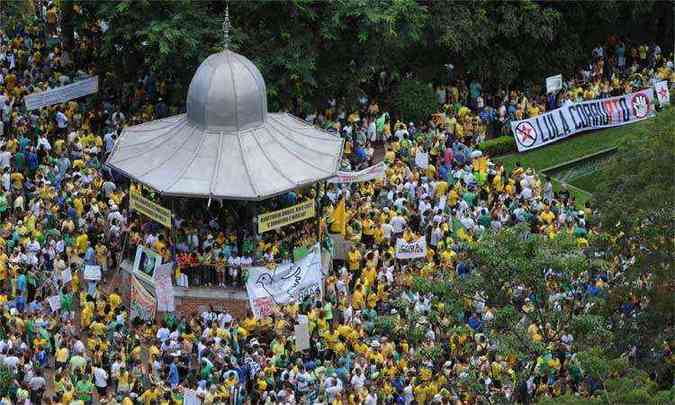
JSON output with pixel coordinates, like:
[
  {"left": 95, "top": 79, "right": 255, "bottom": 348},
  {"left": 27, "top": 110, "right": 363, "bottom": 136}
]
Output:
[
  {"left": 510, "top": 89, "right": 655, "bottom": 152},
  {"left": 246, "top": 244, "right": 323, "bottom": 318}
]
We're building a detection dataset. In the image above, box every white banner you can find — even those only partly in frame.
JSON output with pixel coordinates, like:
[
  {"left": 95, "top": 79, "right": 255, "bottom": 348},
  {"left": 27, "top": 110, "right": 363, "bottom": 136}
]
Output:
[
  {"left": 395, "top": 237, "right": 427, "bottom": 259},
  {"left": 415, "top": 151, "right": 429, "bottom": 169},
  {"left": 328, "top": 162, "right": 386, "bottom": 184},
  {"left": 154, "top": 262, "right": 175, "bottom": 312},
  {"left": 294, "top": 323, "right": 311, "bottom": 351},
  {"left": 130, "top": 275, "right": 156, "bottom": 322},
  {"left": 61, "top": 268, "right": 72, "bottom": 284},
  {"left": 511, "top": 89, "right": 656, "bottom": 152},
  {"left": 246, "top": 244, "right": 323, "bottom": 318},
  {"left": 655, "top": 81, "right": 670, "bottom": 106},
  {"left": 546, "top": 74, "right": 563, "bottom": 94},
  {"left": 83, "top": 265, "right": 101, "bottom": 281},
  {"left": 48, "top": 295, "right": 61, "bottom": 312},
  {"left": 24, "top": 76, "right": 99, "bottom": 111}
]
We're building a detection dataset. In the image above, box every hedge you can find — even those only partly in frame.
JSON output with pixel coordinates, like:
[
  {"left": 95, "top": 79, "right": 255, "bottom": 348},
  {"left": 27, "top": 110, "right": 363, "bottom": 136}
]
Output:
[
  {"left": 478, "top": 136, "right": 517, "bottom": 156},
  {"left": 394, "top": 79, "right": 438, "bottom": 125}
]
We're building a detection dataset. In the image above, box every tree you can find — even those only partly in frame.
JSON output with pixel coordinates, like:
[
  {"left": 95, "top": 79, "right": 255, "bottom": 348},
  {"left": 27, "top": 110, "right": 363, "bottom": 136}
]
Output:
[
  {"left": 592, "top": 107, "right": 675, "bottom": 385},
  {"left": 393, "top": 79, "right": 437, "bottom": 124}
]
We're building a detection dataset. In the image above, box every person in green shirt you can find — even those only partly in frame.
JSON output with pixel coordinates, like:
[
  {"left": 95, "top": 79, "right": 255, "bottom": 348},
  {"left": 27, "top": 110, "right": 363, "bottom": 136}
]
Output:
[
  {"left": 0, "top": 192, "right": 7, "bottom": 219},
  {"left": 61, "top": 289, "right": 74, "bottom": 320},
  {"left": 14, "top": 150, "right": 26, "bottom": 171},
  {"left": 75, "top": 377, "right": 94, "bottom": 403}
]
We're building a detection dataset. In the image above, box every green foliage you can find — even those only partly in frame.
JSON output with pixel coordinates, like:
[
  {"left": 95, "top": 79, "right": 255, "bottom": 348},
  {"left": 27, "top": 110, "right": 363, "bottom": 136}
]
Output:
[
  {"left": 477, "top": 136, "right": 516, "bottom": 157},
  {"left": 0, "top": 364, "right": 12, "bottom": 398},
  {"left": 393, "top": 79, "right": 437, "bottom": 124},
  {"left": 593, "top": 107, "right": 675, "bottom": 363},
  {"left": 570, "top": 314, "right": 613, "bottom": 348},
  {"left": 68, "top": 1, "right": 670, "bottom": 112},
  {"left": 577, "top": 348, "right": 611, "bottom": 380}
]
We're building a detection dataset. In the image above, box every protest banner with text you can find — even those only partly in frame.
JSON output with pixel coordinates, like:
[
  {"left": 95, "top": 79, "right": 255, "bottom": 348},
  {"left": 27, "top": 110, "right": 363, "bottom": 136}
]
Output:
[{"left": 511, "top": 89, "right": 656, "bottom": 152}]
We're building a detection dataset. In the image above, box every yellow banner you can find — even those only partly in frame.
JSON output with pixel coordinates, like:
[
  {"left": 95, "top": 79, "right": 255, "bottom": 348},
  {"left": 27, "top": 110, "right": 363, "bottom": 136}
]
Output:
[
  {"left": 129, "top": 190, "right": 172, "bottom": 229},
  {"left": 258, "top": 200, "right": 315, "bottom": 233}
]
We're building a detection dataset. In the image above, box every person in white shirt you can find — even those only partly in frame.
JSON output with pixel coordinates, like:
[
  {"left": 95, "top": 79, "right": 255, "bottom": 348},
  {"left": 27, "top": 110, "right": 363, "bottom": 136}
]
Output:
[
  {"left": 93, "top": 366, "right": 109, "bottom": 396},
  {"left": 55, "top": 108, "right": 69, "bottom": 132},
  {"left": 389, "top": 214, "right": 407, "bottom": 235},
  {"left": 37, "top": 135, "right": 51, "bottom": 152},
  {"left": 0, "top": 146, "right": 10, "bottom": 169},
  {"left": 350, "top": 367, "right": 366, "bottom": 390}
]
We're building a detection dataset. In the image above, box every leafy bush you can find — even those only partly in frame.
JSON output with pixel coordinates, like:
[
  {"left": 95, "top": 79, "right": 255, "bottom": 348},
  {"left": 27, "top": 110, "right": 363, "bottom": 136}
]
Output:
[
  {"left": 477, "top": 136, "right": 517, "bottom": 156},
  {"left": 394, "top": 79, "right": 438, "bottom": 125},
  {"left": 0, "top": 364, "right": 13, "bottom": 398}
]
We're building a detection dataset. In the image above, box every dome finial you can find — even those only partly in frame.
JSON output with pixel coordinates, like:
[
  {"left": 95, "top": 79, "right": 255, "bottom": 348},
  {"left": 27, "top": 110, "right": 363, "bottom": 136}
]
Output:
[{"left": 222, "top": 3, "right": 231, "bottom": 50}]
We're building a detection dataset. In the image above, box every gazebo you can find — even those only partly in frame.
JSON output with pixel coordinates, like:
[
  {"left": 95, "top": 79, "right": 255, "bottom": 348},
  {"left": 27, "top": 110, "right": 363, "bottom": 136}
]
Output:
[
  {"left": 106, "top": 50, "right": 343, "bottom": 201},
  {"left": 106, "top": 13, "right": 343, "bottom": 316}
]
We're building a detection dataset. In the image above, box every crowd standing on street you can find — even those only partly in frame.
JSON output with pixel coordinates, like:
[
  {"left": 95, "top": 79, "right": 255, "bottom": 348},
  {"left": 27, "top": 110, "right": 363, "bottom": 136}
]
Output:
[{"left": 0, "top": 3, "right": 672, "bottom": 404}]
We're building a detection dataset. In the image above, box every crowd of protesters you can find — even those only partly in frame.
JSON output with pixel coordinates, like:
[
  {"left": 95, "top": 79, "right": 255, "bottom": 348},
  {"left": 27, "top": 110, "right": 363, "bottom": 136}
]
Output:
[{"left": 0, "top": 2, "right": 672, "bottom": 404}]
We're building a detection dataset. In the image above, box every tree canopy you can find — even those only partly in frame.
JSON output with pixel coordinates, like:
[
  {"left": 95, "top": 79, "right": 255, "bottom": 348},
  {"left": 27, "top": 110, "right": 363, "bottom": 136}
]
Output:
[{"left": 51, "top": 0, "right": 673, "bottom": 113}]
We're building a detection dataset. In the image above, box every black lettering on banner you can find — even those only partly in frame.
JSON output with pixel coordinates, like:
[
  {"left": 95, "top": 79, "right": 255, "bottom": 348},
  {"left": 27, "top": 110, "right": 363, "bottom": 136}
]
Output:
[
  {"left": 541, "top": 116, "right": 551, "bottom": 142},
  {"left": 535, "top": 117, "right": 546, "bottom": 142},
  {"left": 548, "top": 114, "right": 560, "bottom": 139},
  {"left": 582, "top": 104, "right": 594, "bottom": 127},
  {"left": 577, "top": 104, "right": 588, "bottom": 128},
  {"left": 593, "top": 102, "right": 604, "bottom": 126},
  {"left": 599, "top": 102, "right": 609, "bottom": 125},
  {"left": 587, "top": 103, "right": 595, "bottom": 126},
  {"left": 619, "top": 97, "right": 630, "bottom": 122},
  {"left": 559, "top": 110, "right": 571, "bottom": 135},
  {"left": 589, "top": 103, "right": 599, "bottom": 126},
  {"left": 568, "top": 106, "right": 580, "bottom": 130}
]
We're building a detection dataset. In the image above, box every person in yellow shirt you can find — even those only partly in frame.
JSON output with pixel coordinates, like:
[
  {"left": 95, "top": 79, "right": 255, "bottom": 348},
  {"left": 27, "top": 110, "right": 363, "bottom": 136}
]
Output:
[
  {"left": 351, "top": 283, "right": 365, "bottom": 310},
  {"left": 75, "top": 233, "right": 88, "bottom": 254},
  {"left": 108, "top": 289, "right": 122, "bottom": 312},
  {"left": 539, "top": 205, "right": 556, "bottom": 225},
  {"left": 347, "top": 246, "right": 362, "bottom": 274}
]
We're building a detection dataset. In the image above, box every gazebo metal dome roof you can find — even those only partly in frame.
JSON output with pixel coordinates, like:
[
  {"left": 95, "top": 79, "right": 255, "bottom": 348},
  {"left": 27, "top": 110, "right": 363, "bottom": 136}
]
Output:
[
  {"left": 106, "top": 44, "right": 343, "bottom": 201},
  {"left": 186, "top": 50, "right": 267, "bottom": 131}
]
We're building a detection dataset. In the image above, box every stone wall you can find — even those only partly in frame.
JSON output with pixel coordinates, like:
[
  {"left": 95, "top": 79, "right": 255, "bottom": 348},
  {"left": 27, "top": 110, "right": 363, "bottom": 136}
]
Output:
[{"left": 174, "top": 296, "right": 249, "bottom": 319}]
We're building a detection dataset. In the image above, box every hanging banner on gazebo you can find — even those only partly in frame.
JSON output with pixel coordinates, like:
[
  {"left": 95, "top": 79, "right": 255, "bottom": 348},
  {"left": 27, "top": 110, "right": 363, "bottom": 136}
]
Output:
[
  {"left": 129, "top": 189, "right": 172, "bottom": 228},
  {"left": 24, "top": 76, "right": 99, "bottom": 111},
  {"left": 154, "top": 262, "right": 175, "bottom": 312},
  {"left": 132, "top": 245, "right": 163, "bottom": 285},
  {"left": 257, "top": 200, "right": 315, "bottom": 233},
  {"left": 511, "top": 88, "right": 656, "bottom": 152},
  {"left": 328, "top": 162, "right": 386, "bottom": 184},
  {"left": 246, "top": 243, "right": 323, "bottom": 318},
  {"left": 130, "top": 275, "right": 156, "bottom": 322}
]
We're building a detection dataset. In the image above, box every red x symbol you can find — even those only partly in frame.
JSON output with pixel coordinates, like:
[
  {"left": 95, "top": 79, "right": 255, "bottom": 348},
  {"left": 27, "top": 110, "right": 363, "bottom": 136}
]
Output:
[
  {"left": 517, "top": 125, "right": 535, "bottom": 142},
  {"left": 658, "top": 87, "right": 668, "bottom": 98}
]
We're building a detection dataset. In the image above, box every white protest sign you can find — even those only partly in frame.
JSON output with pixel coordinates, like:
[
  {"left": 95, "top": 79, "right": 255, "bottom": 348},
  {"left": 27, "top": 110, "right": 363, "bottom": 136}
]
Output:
[
  {"left": 83, "top": 265, "right": 102, "bottom": 281},
  {"left": 24, "top": 76, "right": 99, "bottom": 111},
  {"left": 395, "top": 237, "right": 427, "bottom": 259},
  {"left": 246, "top": 244, "right": 323, "bottom": 318},
  {"left": 154, "top": 262, "right": 175, "bottom": 312},
  {"left": 546, "top": 74, "right": 563, "bottom": 94},
  {"left": 655, "top": 80, "right": 670, "bottom": 106},
  {"left": 183, "top": 389, "right": 201, "bottom": 405},
  {"left": 48, "top": 295, "right": 61, "bottom": 312},
  {"left": 61, "top": 268, "right": 72, "bottom": 284},
  {"left": 328, "top": 162, "right": 386, "bottom": 184},
  {"left": 294, "top": 323, "right": 311, "bottom": 351},
  {"left": 511, "top": 89, "right": 656, "bottom": 152},
  {"left": 415, "top": 151, "right": 429, "bottom": 169}
]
